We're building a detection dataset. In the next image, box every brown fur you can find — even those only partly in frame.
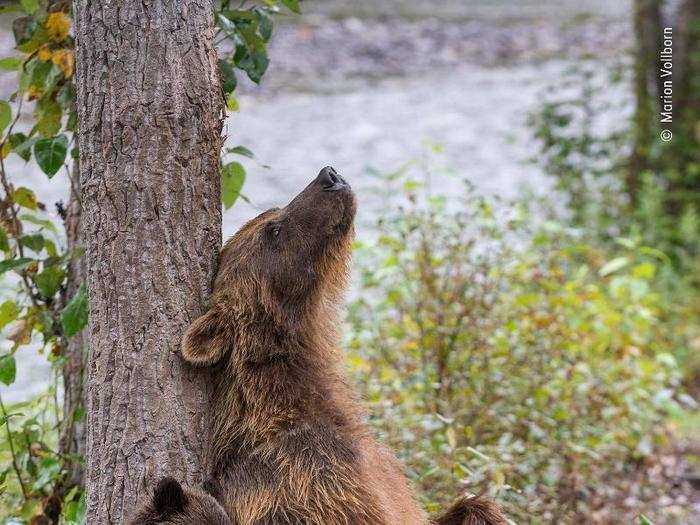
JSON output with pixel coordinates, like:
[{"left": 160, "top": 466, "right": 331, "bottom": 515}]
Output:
[
  {"left": 129, "top": 477, "right": 231, "bottom": 525},
  {"left": 182, "top": 168, "right": 506, "bottom": 525},
  {"left": 432, "top": 495, "right": 509, "bottom": 525}
]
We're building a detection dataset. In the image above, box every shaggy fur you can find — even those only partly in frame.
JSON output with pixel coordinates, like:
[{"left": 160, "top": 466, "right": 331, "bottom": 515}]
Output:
[
  {"left": 182, "top": 167, "right": 507, "bottom": 525},
  {"left": 129, "top": 477, "right": 231, "bottom": 525},
  {"left": 432, "top": 496, "right": 509, "bottom": 525}
]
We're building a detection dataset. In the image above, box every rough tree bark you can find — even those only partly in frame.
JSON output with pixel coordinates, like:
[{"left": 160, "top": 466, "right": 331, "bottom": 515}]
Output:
[{"left": 73, "top": 0, "right": 224, "bottom": 522}]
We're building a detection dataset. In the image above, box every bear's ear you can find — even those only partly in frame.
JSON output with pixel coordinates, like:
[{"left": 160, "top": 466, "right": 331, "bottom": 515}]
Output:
[
  {"left": 181, "top": 309, "right": 229, "bottom": 366},
  {"left": 153, "top": 477, "right": 188, "bottom": 516}
]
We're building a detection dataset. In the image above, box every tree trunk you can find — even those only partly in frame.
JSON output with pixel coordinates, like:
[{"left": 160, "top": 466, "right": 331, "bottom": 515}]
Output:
[
  {"left": 666, "top": 0, "right": 699, "bottom": 216},
  {"left": 58, "top": 161, "right": 87, "bottom": 491},
  {"left": 629, "top": 0, "right": 663, "bottom": 207},
  {"left": 73, "top": 0, "right": 224, "bottom": 521}
]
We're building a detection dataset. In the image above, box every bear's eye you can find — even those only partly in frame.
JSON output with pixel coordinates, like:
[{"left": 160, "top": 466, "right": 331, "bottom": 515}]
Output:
[{"left": 267, "top": 224, "right": 281, "bottom": 241}]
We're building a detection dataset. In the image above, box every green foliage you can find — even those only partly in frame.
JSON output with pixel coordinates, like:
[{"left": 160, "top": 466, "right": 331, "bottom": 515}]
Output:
[
  {"left": 346, "top": 163, "right": 691, "bottom": 523},
  {"left": 528, "top": 63, "right": 629, "bottom": 232},
  {"left": 215, "top": 0, "right": 298, "bottom": 88},
  {"left": 0, "top": 102, "right": 11, "bottom": 135},
  {"left": 0, "top": 356, "right": 16, "bottom": 386},
  {"left": 213, "top": 0, "right": 301, "bottom": 195},
  {"left": 33, "top": 135, "right": 67, "bottom": 177},
  {"left": 221, "top": 161, "right": 246, "bottom": 209},
  {"left": 60, "top": 285, "right": 87, "bottom": 338},
  {"left": 0, "top": 58, "right": 22, "bottom": 71},
  {"left": 529, "top": 61, "right": 700, "bottom": 388},
  {"left": 0, "top": 392, "right": 65, "bottom": 522},
  {"left": 529, "top": 62, "right": 699, "bottom": 255}
]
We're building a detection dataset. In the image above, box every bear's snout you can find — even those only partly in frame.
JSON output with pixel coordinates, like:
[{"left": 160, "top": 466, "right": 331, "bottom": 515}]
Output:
[{"left": 317, "top": 166, "right": 350, "bottom": 192}]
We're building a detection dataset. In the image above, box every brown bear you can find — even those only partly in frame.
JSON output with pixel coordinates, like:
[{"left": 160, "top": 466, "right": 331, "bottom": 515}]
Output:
[
  {"left": 181, "top": 167, "right": 508, "bottom": 525},
  {"left": 129, "top": 477, "right": 231, "bottom": 525}
]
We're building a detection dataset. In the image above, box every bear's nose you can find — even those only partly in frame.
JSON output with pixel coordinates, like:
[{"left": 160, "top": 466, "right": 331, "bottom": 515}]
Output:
[
  {"left": 317, "top": 166, "right": 348, "bottom": 191},
  {"left": 318, "top": 166, "right": 339, "bottom": 188}
]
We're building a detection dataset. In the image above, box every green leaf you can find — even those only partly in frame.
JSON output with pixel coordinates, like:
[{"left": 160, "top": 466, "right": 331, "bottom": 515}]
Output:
[
  {"left": 25, "top": 59, "right": 61, "bottom": 94},
  {"left": 238, "top": 22, "right": 264, "bottom": 48},
  {"left": 44, "top": 238, "right": 57, "bottom": 257},
  {"left": 599, "top": 257, "right": 629, "bottom": 277},
  {"left": 221, "top": 161, "right": 246, "bottom": 210},
  {"left": 216, "top": 12, "right": 238, "bottom": 37},
  {"left": 20, "top": 0, "right": 39, "bottom": 15},
  {"left": 34, "top": 134, "right": 68, "bottom": 177},
  {"left": 66, "top": 110, "right": 78, "bottom": 132},
  {"left": 218, "top": 59, "right": 237, "bottom": 94},
  {"left": 0, "top": 101, "right": 11, "bottom": 134},
  {"left": 0, "top": 257, "right": 32, "bottom": 274},
  {"left": 237, "top": 49, "right": 269, "bottom": 84},
  {"left": 0, "top": 57, "right": 22, "bottom": 70},
  {"left": 280, "top": 0, "right": 301, "bottom": 14},
  {"left": 0, "top": 227, "right": 9, "bottom": 252},
  {"left": 221, "top": 9, "right": 256, "bottom": 22},
  {"left": 34, "top": 264, "right": 65, "bottom": 298},
  {"left": 61, "top": 284, "right": 88, "bottom": 337},
  {"left": 32, "top": 457, "right": 62, "bottom": 491},
  {"left": 12, "top": 15, "right": 37, "bottom": 46},
  {"left": 57, "top": 81, "right": 76, "bottom": 109},
  {"left": 20, "top": 213, "right": 58, "bottom": 233},
  {"left": 18, "top": 68, "right": 31, "bottom": 94},
  {"left": 73, "top": 405, "right": 85, "bottom": 422},
  {"left": 13, "top": 186, "right": 38, "bottom": 209},
  {"left": 28, "top": 58, "right": 51, "bottom": 89},
  {"left": 0, "top": 355, "right": 16, "bottom": 386},
  {"left": 16, "top": 25, "right": 48, "bottom": 54},
  {"left": 20, "top": 233, "right": 44, "bottom": 252},
  {"left": 233, "top": 30, "right": 269, "bottom": 84},
  {"left": 9, "top": 132, "right": 33, "bottom": 161},
  {"left": 0, "top": 300, "right": 20, "bottom": 329},
  {"left": 226, "top": 93, "right": 239, "bottom": 112},
  {"left": 34, "top": 98, "right": 62, "bottom": 137},
  {"left": 254, "top": 9, "right": 273, "bottom": 41},
  {"left": 62, "top": 491, "right": 86, "bottom": 525},
  {"left": 227, "top": 145, "right": 255, "bottom": 159}
]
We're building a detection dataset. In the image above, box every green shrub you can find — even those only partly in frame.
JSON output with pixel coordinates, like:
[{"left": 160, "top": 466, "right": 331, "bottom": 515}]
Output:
[{"left": 346, "top": 163, "right": 691, "bottom": 523}]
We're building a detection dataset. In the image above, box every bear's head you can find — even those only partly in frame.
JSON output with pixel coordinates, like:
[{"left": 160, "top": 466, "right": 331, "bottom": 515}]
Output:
[
  {"left": 129, "top": 477, "right": 231, "bottom": 525},
  {"left": 182, "top": 166, "right": 356, "bottom": 366}
]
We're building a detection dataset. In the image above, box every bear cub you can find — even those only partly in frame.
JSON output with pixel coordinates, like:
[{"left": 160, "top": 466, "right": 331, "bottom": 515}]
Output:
[{"left": 129, "top": 477, "right": 230, "bottom": 525}]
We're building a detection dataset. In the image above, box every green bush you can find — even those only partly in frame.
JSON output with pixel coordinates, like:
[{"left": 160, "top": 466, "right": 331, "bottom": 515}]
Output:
[{"left": 346, "top": 163, "right": 692, "bottom": 523}]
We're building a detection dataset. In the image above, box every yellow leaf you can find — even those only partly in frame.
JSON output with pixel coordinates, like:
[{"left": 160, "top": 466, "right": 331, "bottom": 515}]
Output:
[
  {"left": 226, "top": 93, "right": 239, "bottom": 112},
  {"left": 446, "top": 427, "right": 457, "bottom": 449},
  {"left": 37, "top": 46, "right": 52, "bottom": 62},
  {"left": 51, "top": 48, "right": 74, "bottom": 78},
  {"left": 492, "top": 469, "right": 505, "bottom": 489},
  {"left": 27, "top": 86, "right": 43, "bottom": 100},
  {"left": 45, "top": 12, "right": 71, "bottom": 42}
]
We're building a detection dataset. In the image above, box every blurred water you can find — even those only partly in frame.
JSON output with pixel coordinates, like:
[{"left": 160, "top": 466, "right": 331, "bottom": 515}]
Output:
[
  {"left": 0, "top": 1, "right": 632, "bottom": 402},
  {"left": 223, "top": 62, "right": 564, "bottom": 237},
  {"left": 303, "top": 0, "right": 631, "bottom": 20}
]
